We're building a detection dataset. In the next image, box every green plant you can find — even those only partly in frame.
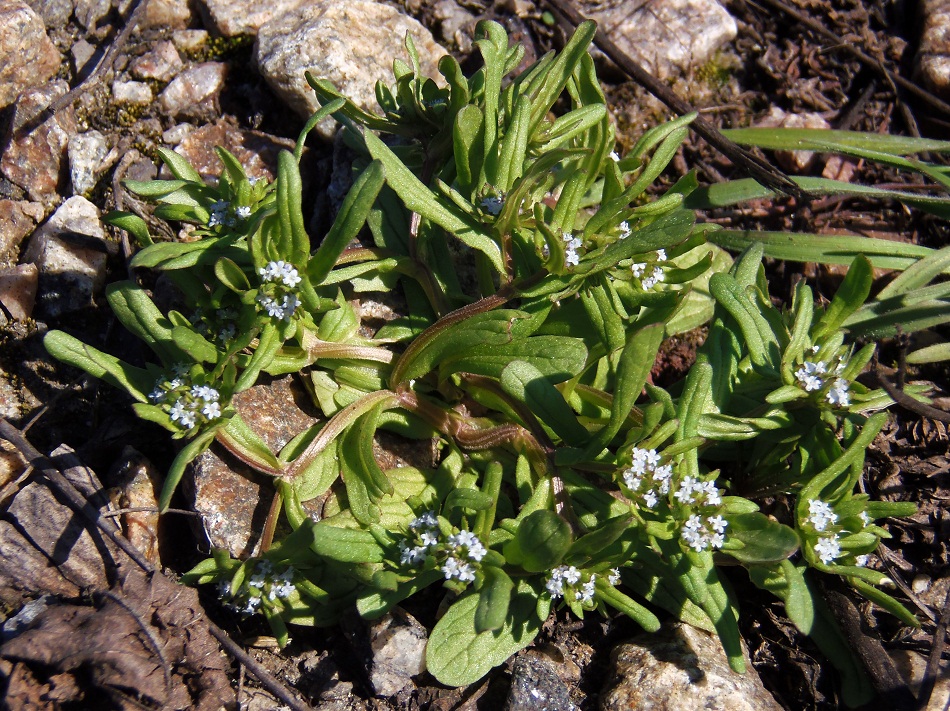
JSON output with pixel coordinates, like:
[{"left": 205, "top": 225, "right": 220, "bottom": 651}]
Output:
[{"left": 47, "top": 21, "right": 933, "bottom": 702}]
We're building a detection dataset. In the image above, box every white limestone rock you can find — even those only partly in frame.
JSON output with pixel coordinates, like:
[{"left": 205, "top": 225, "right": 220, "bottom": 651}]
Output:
[{"left": 254, "top": 0, "right": 447, "bottom": 139}]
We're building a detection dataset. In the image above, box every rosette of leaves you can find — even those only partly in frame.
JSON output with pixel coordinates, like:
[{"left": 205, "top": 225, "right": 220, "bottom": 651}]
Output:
[{"left": 43, "top": 17, "right": 925, "bottom": 698}]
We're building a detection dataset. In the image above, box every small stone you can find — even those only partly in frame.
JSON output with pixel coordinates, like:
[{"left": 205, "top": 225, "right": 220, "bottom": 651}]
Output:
[
  {"left": 130, "top": 40, "right": 183, "bottom": 82},
  {"left": 200, "top": 0, "right": 310, "bottom": 36},
  {"left": 753, "top": 106, "right": 831, "bottom": 173},
  {"left": 432, "top": 0, "right": 476, "bottom": 53},
  {"left": 140, "top": 0, "right": 191, "bottom": 29},
  {"left": 0, "top": 263, "right": 38, "bottom": 323},
  {"left": 254, "top": 1, "right": 447, "bottom": 139},
  {"left": 341, "top": 607, "right": 427, "bottom": 697},
  {"left": 889, "top": 647, "right": 950, "bottom": 710},
  {"left": 161, "top": 122, "right": 194, "bottom": 145},
  {"left": 171, "top": 28, "right": 209, "bottom": 54},
  {"left": 172, "top": 118, "right": 295, "bottom": 182},
  {"left": 25, "top": 0, "right": 72, "bottom": 27},
  {"left": 22, "top": 196, "right": 110, "bottom": 317},
  {"left": 0, "top": 200, "right": 44, "bottom": 264},
  {"left": 577, "top": 0, "right": 736, "bottom": 80},
  {"left": 505, "top": 655, "right": 576, "bottom": 711},
  {"left": 68, "top": 129, "right": 111, "bottom": 194},
  {"left": 1, "top": 81, "right": 78, "bottom": 202},
  {"left": 0, "top": 0, "right": 61, "bottom": 109},
  {"left": 71, "top": 39, "right": 99, "bottom": 76},
  {"left": 600, "top": 623, "right": 781, "bottom": 711},
  {"left": 112, "top": 79, "right": 153, "bottom": 105},
  {"left": 917, "top": 0, "right": 950, "bottom": 96},
  {"left": 157, "top": 61, "right": 227, "bottom": 120},
  {"left": 73, "top": 0, "right": 110, "bottom": 30}
]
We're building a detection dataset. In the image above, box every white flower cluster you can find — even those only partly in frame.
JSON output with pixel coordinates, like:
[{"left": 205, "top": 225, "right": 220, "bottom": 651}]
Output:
[
  {"left": 622, "top": 447, "right": 674, "bottom": 509},
  {"left": 806, "top": 498, "right": 837, "bottom": 531},
  {"left": 191, "top": 306, "right": 239, "bottom": 346},
  {"left": 804, "top": 499, "right": 873, "bottom": 567},
  {"left": 545, "top": 566, "right": 621, "bottom": 604},
  {"left": 794, "top": 359, "right": 851, "bottom": 407},
  {"left": 256, "top": 260, "right": 302, "bottom": 322},
  {"left": 681, "top": 513, "right": 728, "bottom": 552},
  {"left": 618, "top": 221, "right": 631, "bottom": 240},
  {"left": 562, "top": 231, "right": 583, "bottom": 267},
  {"left": 219, "top": 560, "right": 296, "bottom": 615},
  {"left": 397, "top": 512, "right": 486, "bottom": 585},
  {"left": 207, "top": 200, "right": 251, "bottom": 228},
  {"left": 148, "top": 372, "right": 223, "bottom": 430},
  {"left": 480, "top": 195, "right": 504, "bottom": 216},
  {"left": 673, "top": 476, "right": 723, "bottom": 507},
  {"left": 631, "top": 249, "right": 667, "bottom": 289}
]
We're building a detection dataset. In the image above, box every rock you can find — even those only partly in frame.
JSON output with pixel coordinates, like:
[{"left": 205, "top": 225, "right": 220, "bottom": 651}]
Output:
[
  {"left": 505, "top": 654, "right": 576, "bottom": 711},
  {"left": 889, "top": 647, "right": 950, "bottom": 710},
  {"left": 0, "top": 264, "right": 38, "bottom": 323},
  {"left": 0, "top": 439, "right": 29, "bottom": 487},
  {"left": 112, "top": 79, "right": 153, "bottom": 105},
  {"left": 74, "top": 0, "right": 110, "bottom": 30},
  {"left": 71, "top": 39, "right": 99, "bottom": 76},
  {"left": 432, "top": 0, "right": 476, "bottom": 54},
  {"left": 600, "top": 623, "right": 781, "bottom": 711},
  {"left": 1, "top": 81, "right": 78, "bottom": 202},
  {"left": 190, "top": 374, "right": 320, "bottom": 557},
  {"left": 68, "top": 129, "right": 111, "bottom": 194},
  {"left": 162, "top": 122, "right": 195, "bottom": 146},
  {"left": 753, "top": 107, "right": 831, "bottom": 173},
  {"left": 24, "top": 0, "right": 72, "bottom": 28},
  {"left": 173, "top": 119, "right": 295, "bottom": 183},
  {"left": 171, "top": 28, "right": 209, "bottom": 54},
  {"left": 1, "top": 595, "right": 53, "bottom": 643},
  {"left": 140, "top": 0, "right": 191, "bottom": 29},
  {"left": 0, "top": 200, "right": 44, "bottom": 264},
  {"left": 199, "top": 0, "right": 310, "bottom": 37},
  {"left": 342, "top": 607, "right": 427, "bottom": 697},
  {"left": 130, "top": 40, "right": 183, "bottom": 82},
  {"left": 254, "top": 1, "right": 447, "bottom": 139},
  {"left": 22, "top": 196, "right": 111, "bottom": 317},
  {"left": 577, "top": 0, "right": 737, "bottom": 80},
  {"left": 917, "top": 0, "right": 950, "bottom": 95},
  {"left": 157, "top": 61, "right": 228, "bottom": 120},
  {"left": 0, "top": 0, "right": 61, "bottom": 109}
]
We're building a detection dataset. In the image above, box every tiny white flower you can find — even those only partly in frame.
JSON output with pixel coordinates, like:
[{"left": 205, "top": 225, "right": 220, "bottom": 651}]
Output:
[
  {"left": 201, "top": 401, "right": 222, "bottom": 420},
  {"left": 608, "top": 568, "right": 621, "bottom": 585},
  {"left": 631, "top": 262, "right": 647, "bottom": 278},
  {"left": 235, "top": 205, "right": 251, "bottom": 219},
  {"left": 480, "top": 196, "right": 504, "bottom": 216},
  {"left": 796, "top": 361, "right": 827, "bottom": 392},
  {"left": 618, "top": 221, "right": 631, "bottom": 239},
  {"left": 854, "top": 555, "right": 870, "bottom": 567},
  {"left": 859, "top": 511, "right": 872, "bottom": 526},
  {"left": 814, "top": 535, "right": 842, "bottom": 565},
  {"left": 807, "top": 499, "right": 838, "bottom": 532},
  {"left": 655, "top": 249, "right": 667, "bottom": 262},
  {"left": 609, "top": 151, "right": 621, "bottom": 162},
  {"left": 410, "top": 512, "right": 438, "bottom": 530},
  {"left": 641, "top": 489, "right": 658, "bottom": 508},
  {"left": 825, "top": 378, "right": 851, "bottom": 407}
]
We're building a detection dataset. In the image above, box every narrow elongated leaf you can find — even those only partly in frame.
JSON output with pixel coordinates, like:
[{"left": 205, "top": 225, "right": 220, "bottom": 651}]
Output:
[
  {"left": 475, "top": 566, "right": 514, "bottom": 632},
  {"left": 157, "top": 146, "right": 203, "bottom": 182},
  {"left": 44, "top": 331, "right": 153, "bottom": 402},
  {"left": 500, "top": 361, "right": 588, "bottom": 446},
  {"left": 812, "top": 255, "right": 872, "bottom": 340},
  {"left": 439, "top": 335, "right": 586, "bottom": 382}
]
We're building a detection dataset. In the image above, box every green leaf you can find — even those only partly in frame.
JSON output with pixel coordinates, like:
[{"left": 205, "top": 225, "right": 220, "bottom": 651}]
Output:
[
  {"left": 586, "top": 324, "right": 664, "bottom": 453},
  {"left": 721, "top": 127, "right": 950, "bottom": 155},
  {"left": 426, "top": 580, "right": 547, "bottom": 687},
  {"left": 504, "top": 510, "right": 573, "bottom": 573},
  {"left": 361, "top": 129, "right": 505, "bottom": 274},
  {"left": 216, "top": 413, "right": 282, "bottom": 474},
  {"left": 747, "top": 560, "right": 815, "bottom": 634},
  {"left": 308, "top": 522, "right": 385, "bottom": 563},
  {"left": 475, "top": 566, "right": 514, "bottom": 632},
  {"left": 103, "top": 211, "right": 152, "bottom": 246},
  {"left": 812, "top": 255, "right": 872, "bottom": 341},
  {"left": 158, "top": 428, "right": 217, "bottom": 511},
  {"left": 500, "top": 361, "right": 588, "bottom": 446},
  {"left": 215, "top": 257, "right": 252, "bottom": 292},
  {"left": 439, "top": 335, "right": 587, "bottom": 382},
  {"left": 444, "top": 488, "right": 494, "bottom": 512},
  {"left": 309, "top": 160, "right": 385, "bottom": 285},
  {"left": 44, "top": 331, "right": 153, "bottom": 402},
  {"left": 721, "top": 512, "right": 799, "bottom": 564},
  {"left": 276, "top": 149, "right": 309, "bottom": 264},
  {"left": 877, "top": 244, "right": 950, "bottom": 299},
  {"left": 106, "top": 282, "right": 187, "bottom": 365},
  {"left": 157, "top": 146, "right": 203, "bottom": 182}
]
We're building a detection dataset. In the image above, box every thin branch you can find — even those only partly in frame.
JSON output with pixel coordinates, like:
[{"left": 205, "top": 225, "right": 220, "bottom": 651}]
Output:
[
  {"left": 875, "top": 370, "right": 950, "bottom": 424},
  {"left": 0, "top": 418, "right": 316, "bottom": 711}
]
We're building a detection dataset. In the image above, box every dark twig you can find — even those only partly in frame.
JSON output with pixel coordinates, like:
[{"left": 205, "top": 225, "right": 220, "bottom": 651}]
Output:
[
  {"left": 752, "top": 0, "right": 950, "bottom": 118},
  {"left": 917, "top": 584, "right": 950, "bottom": 711},
  {"left": 875, "top": 370, "right": 950, "bottom": 424},
  {"left": 0, "top": 418, "right": 316, "bottom": 711},
  {"left": 545, "top": 0, "right": 806, "bottom": 200},
  {"left": 820, "top": 577, "right": 918, "bottom": 709}
]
